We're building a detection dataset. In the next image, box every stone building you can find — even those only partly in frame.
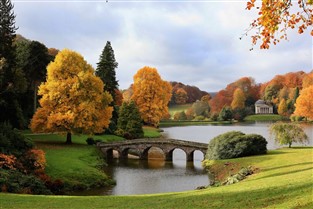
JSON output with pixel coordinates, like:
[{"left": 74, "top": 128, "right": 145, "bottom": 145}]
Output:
[{"left": 255, "top": 100, "right": 273, "bottom": 114}]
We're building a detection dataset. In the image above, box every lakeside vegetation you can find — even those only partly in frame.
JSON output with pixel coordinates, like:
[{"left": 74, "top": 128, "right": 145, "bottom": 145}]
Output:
[
  {"left": 244, "top": 114, "right": 284, "bottom": 121},
  {"left": 1, "top": 147, "right": 312, "bottom": 209},
  {"left": 160, "top": 120, "right": 232, "bottom": 127}
]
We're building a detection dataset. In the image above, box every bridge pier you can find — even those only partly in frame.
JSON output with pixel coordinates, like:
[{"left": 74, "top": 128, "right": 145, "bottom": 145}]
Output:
[
  {"left": 186, "top": 151, "right": 194, "bottom": 162},
  {"left": 165, "top": 151, "right": 173, "bottom": 161}
]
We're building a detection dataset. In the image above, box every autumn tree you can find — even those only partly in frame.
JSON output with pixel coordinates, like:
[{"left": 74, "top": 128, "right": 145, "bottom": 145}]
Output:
[
  {"left": 131, "top": 66, "right": 172, "bottom": 127},
  {"left": 277, "top": 98, "right": 288, "bottom": 116},
  {"left": 294, "top": 85, "right": 313, "bottom": 119},
  {"left": 174, "top": 88, "right": 188, "bottom": 104},
  {"left": 269, "top": 122, "right": 308, "bottom": 148},
  {"left": 191, "top": 100, "right": 210, "bottom": 117},
  {"left": 218, "top": 106, "right": 233, "bottom": 121},
  {"left": 245, "top": 0, "right": 313, "bottom": 49},
  {"left": 30, "top": 49, "right": 113, "bottom": 144},
  {"left": 231, "top": 88, "right": 246, "bottom": 110}
]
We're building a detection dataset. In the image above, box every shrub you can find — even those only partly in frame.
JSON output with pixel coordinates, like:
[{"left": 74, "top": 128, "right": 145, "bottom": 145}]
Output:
[
  {"left": 173, "top": 111, "right": 187, "bottom": 120},
  {"left": 206, "top": 131, "right": 267, "bottom": 160},
  {"left": 86, "top": 137, "right": 95, "bottom": 145}
]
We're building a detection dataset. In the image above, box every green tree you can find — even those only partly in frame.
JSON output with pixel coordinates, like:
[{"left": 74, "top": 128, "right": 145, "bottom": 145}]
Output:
[
  {"left": 96, "top": 41, "right": 119, "bottom": 133},
  {"left": 173, "top": 111, "right": 187, "bottom": 121},
  {"left": 218, "top": 106, "right": 233, "bottom": 121},
  {"left": 277, "top": 98, "right": 288, "bottom": 116},
  {"left": 30, "top": 49, "right": 113, "bottom": 144},
  {"left": 191, "top": 100, "right": 210, "bottom": 117},
  {"left": 116, "top": 101, "right": 143, "bottom": 139},
  {"left": 269, "top": 122, "right": 308, "bottom": 148},
  {"left": 0, "top": 0, "right": 27, "bottom": 128},
  {"left": 15, "top": 40, "right": 51, "bottom": 122}
]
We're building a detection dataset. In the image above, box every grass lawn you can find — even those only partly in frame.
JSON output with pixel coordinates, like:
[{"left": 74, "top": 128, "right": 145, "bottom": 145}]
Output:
[
  {"left": 25, "top": 133, "right": 124, "bottom": 191},
  {"left": 244, "top": 114, "right": 284, "bottom": 121},
  {"left": 168, "top": 104, "right": 192, "bottom": 118},
  {"left": 1, "top": 147, "right": 312, "bottom": 209},
  {"left": 143, "top": 126, "right": 162, "bottom": 138},
  {"left": 160, "top": 120, "right": 232, "bottom": 127}
]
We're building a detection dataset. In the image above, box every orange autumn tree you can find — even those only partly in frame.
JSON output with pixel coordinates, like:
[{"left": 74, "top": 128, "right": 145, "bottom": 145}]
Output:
[
  {"left": 294, "top": 85, "right": 313, "bottom": 119},
  {"left": 231, "top": 88, "right": 246, "bottom": 110},
  {"left": 131, "top": 66, "right": 172, "bottom": 127},
  {"left": 30, "top": 49, "right": 113, "bottom": 144},
  {"left": 246, "top": 0, "right": 312, "bottom": 49}
]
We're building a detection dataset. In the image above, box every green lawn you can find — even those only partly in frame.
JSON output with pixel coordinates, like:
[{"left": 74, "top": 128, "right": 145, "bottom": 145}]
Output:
[
  {"left": 1, "top": 147, "right": 312, "bottom": 209},
  {"left": 244, "top": 114, "right": 284, "bottom": 121},
  {"left": 25, "top": 133, "right": 124, "bottom": 191},
  {"left": 143, "top": 126, "right": 162, "bottom": 138},
  {"left": 168, "top": 104, "right": 192, "bottom": 118}
]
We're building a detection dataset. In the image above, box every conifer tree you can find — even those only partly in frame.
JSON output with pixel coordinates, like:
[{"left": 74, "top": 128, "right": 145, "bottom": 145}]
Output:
[
  {"left": 0, "top": 0, "right": 26, "bottom": 127},
  {"left": 96, "top": 41, "right": 119, "bottom": 133}
]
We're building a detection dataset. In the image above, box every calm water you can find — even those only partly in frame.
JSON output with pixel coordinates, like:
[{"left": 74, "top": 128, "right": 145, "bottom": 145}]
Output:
[{"left": 73, "top": 122, "right": 313, "bottom": 196}]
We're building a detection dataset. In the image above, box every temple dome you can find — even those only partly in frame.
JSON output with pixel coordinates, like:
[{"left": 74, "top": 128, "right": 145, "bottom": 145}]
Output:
[{"left": 255, "top": 100, "right": 266, "bottom": 105}]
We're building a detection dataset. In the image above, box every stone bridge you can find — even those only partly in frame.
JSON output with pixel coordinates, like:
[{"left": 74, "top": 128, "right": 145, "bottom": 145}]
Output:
[{"left": 97, "top": 138, "right": 208, "bottom": 162}]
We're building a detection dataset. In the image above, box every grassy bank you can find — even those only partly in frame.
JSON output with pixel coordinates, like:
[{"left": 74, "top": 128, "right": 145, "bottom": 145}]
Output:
[
  {"left": 160, "top": 120, "right": 232, "bottom": 127},
  {"left": 168, "top": 104, "right": 192, "bottom": 118},
  {"left": 244, "top": 114, "right": 284, "bottom": 121},
  {"left": 143, "top": 126, "right": 162, "bottom": 138},
  {"left": 1, "top": 147, "right": 312, "bottom": 209},
  {"left": 26, "top": 133, "right": 124, "bottom": 192}
]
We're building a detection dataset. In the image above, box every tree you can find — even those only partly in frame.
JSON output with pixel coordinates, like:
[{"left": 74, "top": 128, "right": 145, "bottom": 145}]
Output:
[
  {"left": 218, "top": 106, "right": 233, "bottom": 121},
  {"left": 269, "top": 122, "right": 308, "bottom": 148},
  {"left": 191, "top": 100, "right": 210, "bottom": 117},
  {"left": 294, "top": 85, "right": 313, "bottom": 119},
  {"left": 96, "top": 41, "right": 119, "bottom": 133},
  {"left": 277, "top": 98, "right": 288, "bottom": 116},
  {"left": 30, "top": 49, "right": 113, "bottom": 144},
  {"left": 0, "top": 0, "right": 27, "bottom": 128},
  {"left": 131, "top": 66, "right": 172, "bottom": 127},
  {"left": 231, "top": 88, "right": 246, "bottom": 110},
  {"left": 0, "top": 0, "right": 18, "bottom": 63},
  {"left": 116, "top": 101, "right": 143, "bottom": 139},
  {"left": 96, "top": 41, "right": 118, "bottom": 101},
  {"left": 245, "top": 0, "right": 313, "bottom": 49},
  {"left": 173, "top": 111, "right": 187, "bottom": 121},
  {"left": 174, "top": 88, "right": 188, "bottom": 104}
]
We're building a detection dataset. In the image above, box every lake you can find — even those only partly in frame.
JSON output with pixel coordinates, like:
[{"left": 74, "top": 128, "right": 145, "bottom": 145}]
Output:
[{"left": 73, "top": 122, "right": 313, "bottom": 196}]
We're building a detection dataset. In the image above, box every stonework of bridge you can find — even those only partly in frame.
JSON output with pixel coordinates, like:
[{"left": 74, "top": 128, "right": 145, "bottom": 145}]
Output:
[{"left": 97, "top": 138, "right": 208, "bottom": 162}]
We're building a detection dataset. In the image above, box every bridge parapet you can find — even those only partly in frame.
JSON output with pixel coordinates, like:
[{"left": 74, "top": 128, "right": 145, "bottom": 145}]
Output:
[{"left": 97, "top": 138, "right": 208, "bottom": 162}]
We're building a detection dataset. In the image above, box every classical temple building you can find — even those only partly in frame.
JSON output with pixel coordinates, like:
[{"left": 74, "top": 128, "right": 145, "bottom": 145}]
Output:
[{"left": 255, "top": 100, "right": 273, "bottom": 114}]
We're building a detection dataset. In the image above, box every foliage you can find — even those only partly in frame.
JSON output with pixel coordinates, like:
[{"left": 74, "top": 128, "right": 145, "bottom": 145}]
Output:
[
  {"left": 218, "top": 106, "right": 233, "bottom": 121},
  {"left": 30, "top": 49, "right": 113, "bottom": 144},
  {"left": 95, "top": 41, "right": 118, "bottom": 101},
  {"left": 86, "top": 137, "right": 95, "bottom": 145},
  {"left": 294, "top": 85, "right": 313, "bottom": 119},
  {"left": 131, "top": 66, "right": 172, "bottom": 127},
  {"left": 231, "top": 88, "right": 246, "bottom": 110},
  {"left": 269, "top": 122, "right": 308, "bottom": 148},
  {"left": 116, "top": 101, "right": 143, "bottom": 139},
  {"left": 0, "top": 0, "right": 27, "bottom": 128},
  {"left": 170, "top": 81, "right": 209, "bottom": 104},
  {"left": 245, "top": 0, "right": 312, "bottom": 49},
  {"left": 173, "top": 88, "right": 188, "bottom": 104},
  {"left": 206, "top": 131, "right": 267, "bottom": 160},
  {"left": 277, "top": 98, "right": 288, "bottom": 116},
  {"left": 173, "top": 111, "right": 187, "bottom": 121},
  {"left": 191, "top": 100, "right": 210, "bottom": 117},
  {"left": 0, "top": 123, "right": 33, "bottom": 156},
  {"left": 0, "top": 169, "right": 52, "bottom": 195},
  {"left": 0, "top": 153, "right": 16, "bottom": 170},
  {"left": 232, "top": 108, "right": 247, "bottom": 121},
  {"left": 96, "top": 41, "right": 119, "bottom": 133}
]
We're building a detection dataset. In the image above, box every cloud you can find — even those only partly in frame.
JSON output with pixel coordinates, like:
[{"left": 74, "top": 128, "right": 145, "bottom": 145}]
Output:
[{"left": 13, "top": 1, "right": 312, "bottom": 92}]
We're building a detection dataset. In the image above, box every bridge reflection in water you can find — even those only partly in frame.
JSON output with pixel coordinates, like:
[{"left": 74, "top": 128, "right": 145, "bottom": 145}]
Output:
[{"left": 97, "top": 138, "right": 208, "bottom": 163}]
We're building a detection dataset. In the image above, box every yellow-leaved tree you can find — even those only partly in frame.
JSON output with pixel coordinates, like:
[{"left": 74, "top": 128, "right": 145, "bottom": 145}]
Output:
[
  {"left": 294, "top": 85, "right": 313, "bottom": 120},
  {"left": 30, "top": 49, "right": 113, "bottom": 144},
  {"left": 231, "top": 88, "right": 246, "bottom": 110},
  {"left": 131, "top": 66, "right": 172, "bottom": 127}
]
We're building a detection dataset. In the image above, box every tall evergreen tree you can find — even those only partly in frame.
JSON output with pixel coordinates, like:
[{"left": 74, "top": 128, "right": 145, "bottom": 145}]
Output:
[
  {"left": 96, "top": 41, "right": 119, "bottom": 133},
  {"left": 0, "top": 0, "right": 26, "bottom": 128},
  {"left": 96, "top": 41, "right": 118, "bottom": 100}
]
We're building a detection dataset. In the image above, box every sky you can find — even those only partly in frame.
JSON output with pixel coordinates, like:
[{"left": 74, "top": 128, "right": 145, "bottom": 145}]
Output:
[{"left": 13, "top": 0, "right": 312, "bottom": 92}]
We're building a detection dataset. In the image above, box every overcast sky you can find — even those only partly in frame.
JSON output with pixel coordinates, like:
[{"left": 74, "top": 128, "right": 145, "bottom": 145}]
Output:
[{"left": 13, "top": 0, "right": 312, "bottom": 92}]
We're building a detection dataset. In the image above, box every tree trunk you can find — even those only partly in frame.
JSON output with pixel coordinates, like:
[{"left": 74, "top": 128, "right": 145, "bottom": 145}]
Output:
[
  {"left": 66, "top": 132, "right": 72, "bottom": 144},
  {"left": 288, "top": 142, "right": 291, "bottom": 148}
]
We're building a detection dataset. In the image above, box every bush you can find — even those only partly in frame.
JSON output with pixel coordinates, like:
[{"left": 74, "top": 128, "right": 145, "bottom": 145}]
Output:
[
  {"left": 206, "top": 131, "right": 267, "bottom": 160},
  {"left": 86, "top": 137, "right": 95, "bottom": 145},
  {"left": 173, "top": 111, "right": 187, "bottom": 120}
]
